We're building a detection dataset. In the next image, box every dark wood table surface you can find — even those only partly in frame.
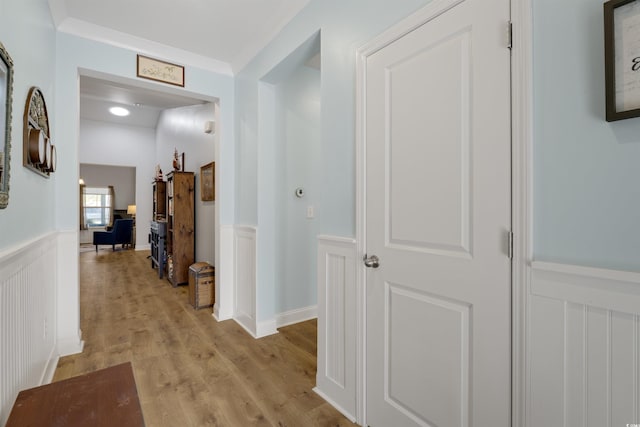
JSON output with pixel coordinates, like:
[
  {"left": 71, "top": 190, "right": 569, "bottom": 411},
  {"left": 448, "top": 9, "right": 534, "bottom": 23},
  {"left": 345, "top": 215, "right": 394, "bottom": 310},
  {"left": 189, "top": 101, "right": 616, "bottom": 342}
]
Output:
[{"left": 6, "top": 362, "right": 145, "bottom": 426}]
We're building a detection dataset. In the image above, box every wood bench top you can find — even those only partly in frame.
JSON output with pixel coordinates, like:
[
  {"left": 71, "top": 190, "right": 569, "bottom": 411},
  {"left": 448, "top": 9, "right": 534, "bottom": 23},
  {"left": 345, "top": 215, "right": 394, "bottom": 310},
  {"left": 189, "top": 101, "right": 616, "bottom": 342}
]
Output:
[{"left": 6, "top": 362, "right": 145, "bottom": 427}]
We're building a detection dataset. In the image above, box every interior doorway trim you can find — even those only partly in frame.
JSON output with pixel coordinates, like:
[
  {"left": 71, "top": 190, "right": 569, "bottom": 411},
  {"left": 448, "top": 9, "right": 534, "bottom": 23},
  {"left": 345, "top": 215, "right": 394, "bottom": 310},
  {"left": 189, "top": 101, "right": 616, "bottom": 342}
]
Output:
[
  {"left": 354, "top": 0, "right": 534, "bottom": 425},
  {"left": 510, "top": 0, "right": 534, "bottom": 425}
]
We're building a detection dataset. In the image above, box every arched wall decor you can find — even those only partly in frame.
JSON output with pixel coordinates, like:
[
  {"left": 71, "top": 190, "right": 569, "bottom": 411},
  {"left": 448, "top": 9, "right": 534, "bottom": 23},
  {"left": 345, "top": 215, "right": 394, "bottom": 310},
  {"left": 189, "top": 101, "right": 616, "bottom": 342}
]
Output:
[{"left": 23, "top": 87, "right": 56, "bottom": 177}]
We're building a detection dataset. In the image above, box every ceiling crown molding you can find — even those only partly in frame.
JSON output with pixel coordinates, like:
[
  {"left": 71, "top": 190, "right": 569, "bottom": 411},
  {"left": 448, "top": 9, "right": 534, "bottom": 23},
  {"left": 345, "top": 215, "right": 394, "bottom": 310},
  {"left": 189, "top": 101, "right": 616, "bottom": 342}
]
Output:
[
  {"left": 57, "top": 18, "right": 234, "bottom": 76},
  {"left": 47, "top": 0, "right": 68, "bottom": 28}
]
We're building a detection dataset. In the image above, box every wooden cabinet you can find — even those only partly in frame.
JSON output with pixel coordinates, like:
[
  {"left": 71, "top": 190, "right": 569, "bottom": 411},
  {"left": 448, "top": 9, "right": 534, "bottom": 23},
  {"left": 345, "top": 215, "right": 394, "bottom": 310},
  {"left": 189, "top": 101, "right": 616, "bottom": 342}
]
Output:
[
  {"left": 150, "top": 180, "right": 167, "bottom": 278},
  {"left": 166, "top": 171, "right": 195, "bottom": 287},
  {"left": 152, "top": 180, "right": 166, "bottom": 220},
  {"left": 150, "top": 220, "right": 166, "bottom": 278}
]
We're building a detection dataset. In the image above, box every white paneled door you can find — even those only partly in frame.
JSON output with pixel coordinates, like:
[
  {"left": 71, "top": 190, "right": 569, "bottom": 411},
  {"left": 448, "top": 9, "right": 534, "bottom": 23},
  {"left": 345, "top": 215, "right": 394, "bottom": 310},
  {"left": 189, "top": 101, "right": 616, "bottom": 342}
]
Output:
[{"left": 363, "top": 0, "right": 511, "bottom": 425}]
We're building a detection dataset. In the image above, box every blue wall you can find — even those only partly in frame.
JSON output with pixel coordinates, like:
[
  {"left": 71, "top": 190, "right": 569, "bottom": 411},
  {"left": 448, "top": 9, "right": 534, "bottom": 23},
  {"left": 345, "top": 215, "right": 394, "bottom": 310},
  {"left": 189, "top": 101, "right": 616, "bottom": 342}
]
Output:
[
  {"left": 53, "top": 31, "right": 235, "bottom": 348},
  {"left": 533, "top": 0, "right": 640, "bottom": 272},
  {"left": 0, "top": 0, "right": 56, "bottom": 250},
  {"left": 55, "top": 33, "right": 235, "bottom": 231},
  {"left": 274, "top": 64, "right": 321, "bottom": 314},
  {"left": 234, "top": 0, "right": 430, "bottom": 321},
  {"left": 235, "top": 0, "right": 431, "bottom": 233}
]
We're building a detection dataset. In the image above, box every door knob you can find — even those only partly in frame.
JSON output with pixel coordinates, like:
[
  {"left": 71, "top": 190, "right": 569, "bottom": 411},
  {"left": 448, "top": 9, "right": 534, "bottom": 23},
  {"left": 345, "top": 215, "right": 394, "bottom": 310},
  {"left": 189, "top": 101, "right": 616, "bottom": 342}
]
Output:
[{"left": 363, "top": 254, "right": 380, "bottom": 268}]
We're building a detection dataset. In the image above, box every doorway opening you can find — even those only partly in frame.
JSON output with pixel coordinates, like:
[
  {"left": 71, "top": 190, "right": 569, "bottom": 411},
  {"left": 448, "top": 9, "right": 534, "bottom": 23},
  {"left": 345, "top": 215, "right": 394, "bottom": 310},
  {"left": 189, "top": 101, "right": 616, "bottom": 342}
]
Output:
[
  {"left": 238, "top": 32, "right": 321, "bottom": 337},
  {"left": 272, "top": 42, "right": 321, "bottom": 326},
  {"left": 77, "top": 71, "right": 220, "bottom": 305}
]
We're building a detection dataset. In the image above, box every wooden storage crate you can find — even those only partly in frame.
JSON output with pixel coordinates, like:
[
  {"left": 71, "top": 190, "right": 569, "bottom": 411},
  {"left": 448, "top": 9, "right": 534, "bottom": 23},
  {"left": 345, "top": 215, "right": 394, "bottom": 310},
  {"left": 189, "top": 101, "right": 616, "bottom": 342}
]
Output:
[{"left": 188, "top": 262, "right": 215, "bottom": 309}]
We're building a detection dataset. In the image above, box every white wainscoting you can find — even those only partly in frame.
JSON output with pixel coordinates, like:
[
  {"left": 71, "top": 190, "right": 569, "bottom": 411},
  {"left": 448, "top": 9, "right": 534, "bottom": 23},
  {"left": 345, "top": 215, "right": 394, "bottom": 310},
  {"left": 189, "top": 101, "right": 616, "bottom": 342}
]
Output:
[
  {"left": 214, "top": 224, "right": 235, "bottom": 322},
  {"left": 0, "top": 233, "right": 59, "bottom": 425},
  {"left": 528, "top": 261, "right": 640, "bottom": 427},
  {"left": 314, "top": 235, "right": 357, "bottom": 422},
  {"left": 233, "top": 226, "right": 259, "bottom": 337}
]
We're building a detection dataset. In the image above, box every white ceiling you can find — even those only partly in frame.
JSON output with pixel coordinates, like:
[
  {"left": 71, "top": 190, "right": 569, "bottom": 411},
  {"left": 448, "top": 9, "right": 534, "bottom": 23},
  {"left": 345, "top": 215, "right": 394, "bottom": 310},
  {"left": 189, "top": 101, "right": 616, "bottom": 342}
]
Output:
[
  {"left": 79, "top": 76, "right": 208, "bottom": 128},
  {"left": 48, "top": 0, "right": 311, "bottom": 74},
  {"left": 61, "top": 0, "right": 311, "bottom": 127}
]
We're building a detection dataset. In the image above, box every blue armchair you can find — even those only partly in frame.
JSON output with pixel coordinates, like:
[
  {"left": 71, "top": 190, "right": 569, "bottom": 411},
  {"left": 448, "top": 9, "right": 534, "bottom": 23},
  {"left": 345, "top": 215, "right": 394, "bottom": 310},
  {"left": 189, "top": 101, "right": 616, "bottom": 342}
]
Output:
[{"left": 93, "top": 219, "right": 134, "bottom": 252}]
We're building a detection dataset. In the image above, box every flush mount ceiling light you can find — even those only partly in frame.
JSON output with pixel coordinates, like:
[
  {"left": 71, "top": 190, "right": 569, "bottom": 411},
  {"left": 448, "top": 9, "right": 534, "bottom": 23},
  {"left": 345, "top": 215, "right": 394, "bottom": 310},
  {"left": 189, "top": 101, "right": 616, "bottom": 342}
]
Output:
[{"left": 109, "top": 106, "right": 130, "bottom": 117}]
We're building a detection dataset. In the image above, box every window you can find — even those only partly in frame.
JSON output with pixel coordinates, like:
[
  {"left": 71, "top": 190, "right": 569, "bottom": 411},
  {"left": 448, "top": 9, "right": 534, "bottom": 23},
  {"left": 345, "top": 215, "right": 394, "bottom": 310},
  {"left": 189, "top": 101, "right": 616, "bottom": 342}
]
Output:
[{"left": 83, "top": 187, "right": 112, "bottom": 227}]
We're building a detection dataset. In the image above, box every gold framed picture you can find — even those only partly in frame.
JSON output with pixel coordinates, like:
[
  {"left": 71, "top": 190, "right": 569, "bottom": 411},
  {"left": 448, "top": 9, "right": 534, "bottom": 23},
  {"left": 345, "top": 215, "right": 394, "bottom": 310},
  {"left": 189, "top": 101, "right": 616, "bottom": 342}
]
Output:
[
  {"left": 200, "top": 162, "right": 214, "bottom": 201},
  {"left": 137, "top": 55, "right": 185, "bottom": 87}
]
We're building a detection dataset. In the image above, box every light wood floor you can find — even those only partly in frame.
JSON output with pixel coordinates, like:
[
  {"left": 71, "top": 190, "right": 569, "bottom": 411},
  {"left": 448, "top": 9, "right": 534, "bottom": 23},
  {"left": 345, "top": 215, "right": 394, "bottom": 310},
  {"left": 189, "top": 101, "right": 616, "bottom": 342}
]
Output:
[{"left": 54, "top": 249, "right": 357, "bottom": 427}]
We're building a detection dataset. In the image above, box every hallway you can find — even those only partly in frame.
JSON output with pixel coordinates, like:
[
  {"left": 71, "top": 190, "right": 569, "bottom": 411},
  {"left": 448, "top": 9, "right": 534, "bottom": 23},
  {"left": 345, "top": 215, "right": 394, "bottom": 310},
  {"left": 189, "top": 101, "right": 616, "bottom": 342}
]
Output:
[{"left": 54, "top": 249, "right": 356, "bottom": 426}]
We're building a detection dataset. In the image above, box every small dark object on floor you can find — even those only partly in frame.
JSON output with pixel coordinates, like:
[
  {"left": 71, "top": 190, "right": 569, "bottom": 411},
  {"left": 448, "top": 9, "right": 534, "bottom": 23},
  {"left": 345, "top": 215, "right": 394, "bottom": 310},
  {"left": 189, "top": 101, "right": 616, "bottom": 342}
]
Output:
[{"left": 6, "top": 362, "right": 145, "bottom": 426}]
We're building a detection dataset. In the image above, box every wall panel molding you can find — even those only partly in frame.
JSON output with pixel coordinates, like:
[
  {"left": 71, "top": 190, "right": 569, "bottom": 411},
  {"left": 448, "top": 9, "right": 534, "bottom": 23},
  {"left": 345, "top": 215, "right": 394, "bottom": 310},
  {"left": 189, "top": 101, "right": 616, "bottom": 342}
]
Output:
[
  {"left": 0, "top": 233, "right": 60, "bottom": 425},
  {"left": 315, "top": 235, "right": 357, "bottom": 422},
  {"left": 214, "top": 224, "right": 235, "bottom": 321},
  {"left": 528, "top": 261, "right": 640, "bottom": 426},
  {"left": 233, "top": 226, "right": 258, "bottom": 336}
]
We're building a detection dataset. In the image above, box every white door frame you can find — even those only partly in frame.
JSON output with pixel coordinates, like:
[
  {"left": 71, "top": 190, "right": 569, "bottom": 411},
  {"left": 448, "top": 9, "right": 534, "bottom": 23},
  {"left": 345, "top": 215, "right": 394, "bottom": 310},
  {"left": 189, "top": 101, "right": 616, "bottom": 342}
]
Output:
[
  {"left": 354, "top": 0, "right": 533, "bottom": 425},
  {"left": 509, "top": 0, "right": 533, "bottom": 425}
]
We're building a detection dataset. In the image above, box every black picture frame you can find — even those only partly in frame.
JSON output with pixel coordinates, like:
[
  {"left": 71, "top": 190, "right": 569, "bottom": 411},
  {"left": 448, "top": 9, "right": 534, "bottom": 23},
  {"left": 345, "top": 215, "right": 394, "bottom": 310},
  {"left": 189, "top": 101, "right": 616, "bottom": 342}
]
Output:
[{"left": 604, "top": 0, "right": 640, "bottom": 121}]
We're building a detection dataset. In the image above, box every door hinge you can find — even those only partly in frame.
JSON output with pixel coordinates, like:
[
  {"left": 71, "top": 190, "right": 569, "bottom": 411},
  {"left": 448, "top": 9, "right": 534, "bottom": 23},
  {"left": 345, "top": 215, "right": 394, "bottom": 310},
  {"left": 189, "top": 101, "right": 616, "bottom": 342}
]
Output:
[
  {"left": 507, "top": 21, "right": 513, "bottom": 50},
  {"left": 507, "top": 230, "right": 514, "bottom": 259}
]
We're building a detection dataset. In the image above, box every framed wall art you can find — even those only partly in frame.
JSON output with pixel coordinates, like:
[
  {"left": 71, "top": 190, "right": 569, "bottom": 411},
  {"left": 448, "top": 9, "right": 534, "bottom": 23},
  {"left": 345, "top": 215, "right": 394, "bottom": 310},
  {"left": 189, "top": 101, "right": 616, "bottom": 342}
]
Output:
[
  {"left": 0, "top": 41, "right": 13, "bottom": 209},
  {"left": 604, "top": 0, "right": 640, "bottom": 121},
  {"left": 137, "top": 55, "right": 185, "bottom": 87},
  {"left": 200, "top": 162, "right": 214, "bottom": 201}
]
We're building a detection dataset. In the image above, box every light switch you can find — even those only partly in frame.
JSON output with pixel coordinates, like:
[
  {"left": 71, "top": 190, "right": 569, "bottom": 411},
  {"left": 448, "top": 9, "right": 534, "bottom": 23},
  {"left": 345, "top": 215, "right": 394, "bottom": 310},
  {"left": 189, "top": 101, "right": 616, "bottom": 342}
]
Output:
[{"left": 307, "top": 206, "right": 314, "bottom": 219}]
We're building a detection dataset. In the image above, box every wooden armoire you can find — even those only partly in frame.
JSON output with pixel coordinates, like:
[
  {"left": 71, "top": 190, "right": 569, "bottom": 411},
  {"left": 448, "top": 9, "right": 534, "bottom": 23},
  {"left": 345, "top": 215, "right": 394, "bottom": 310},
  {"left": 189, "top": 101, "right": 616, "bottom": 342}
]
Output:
[{"left": 165, "top": 171, "right": 195, "bottom": 286}]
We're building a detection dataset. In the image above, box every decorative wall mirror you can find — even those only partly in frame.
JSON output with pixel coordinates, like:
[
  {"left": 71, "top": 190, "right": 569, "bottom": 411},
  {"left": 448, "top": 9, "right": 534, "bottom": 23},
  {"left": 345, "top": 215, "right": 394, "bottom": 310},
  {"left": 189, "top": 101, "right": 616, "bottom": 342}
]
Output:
[
  {"left": 0, "top": 42, "right": 14, "bottom": 209},
  {"left": 23, "top": 87, "right": 55, "bottom": 177}
]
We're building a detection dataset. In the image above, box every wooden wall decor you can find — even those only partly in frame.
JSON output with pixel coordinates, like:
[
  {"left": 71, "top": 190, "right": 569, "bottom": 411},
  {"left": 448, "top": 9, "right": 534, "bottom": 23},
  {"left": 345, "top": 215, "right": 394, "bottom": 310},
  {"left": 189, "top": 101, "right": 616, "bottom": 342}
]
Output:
[
  {"left": 137, "top": 55, "right": 185, "bottom": 87},
  {"left": 23, "top": 87, "right": 55, "bottom": 177},
  {"left": 200, "top": 162, "right": 214, "bottom": 201}
]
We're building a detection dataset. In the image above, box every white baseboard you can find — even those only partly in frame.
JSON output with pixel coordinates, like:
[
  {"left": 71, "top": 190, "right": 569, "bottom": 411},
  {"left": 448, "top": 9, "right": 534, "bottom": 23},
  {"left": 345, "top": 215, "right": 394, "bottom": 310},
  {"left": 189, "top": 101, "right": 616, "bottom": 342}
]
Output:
[
  {"left": 313, "top": 387, "right": 357, "bottom": 423},
  {"left": 256, "top": 319, "right": 278, "bottom": 338},
  {"left": 212, "top": 304, "right": 224, "bottom": 321},
  {"left": 275, "top": 305, "right": 317, "bottom": 328},
  {"left": 41, "top": 348, "right": 60, "bottom": 385},
  {"left": 234, "top": 314, "right": 256, "bottom": 337},
  {"left": 234, "top": 314, "right": 278, "bottom": 339},
  {"left": 57, "top": 334, "right": 84, "bottom": 357},
  {"left": 135, "top": 244, "right": 151, "bottom": 251}
]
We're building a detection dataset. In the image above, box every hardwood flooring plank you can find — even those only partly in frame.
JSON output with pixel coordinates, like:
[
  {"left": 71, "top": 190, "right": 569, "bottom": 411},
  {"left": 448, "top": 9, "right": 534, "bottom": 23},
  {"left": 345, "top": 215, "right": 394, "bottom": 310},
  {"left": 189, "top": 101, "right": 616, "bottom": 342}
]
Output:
[{"left": 53, "top": 249, "right": 356, "bottom": 426}]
